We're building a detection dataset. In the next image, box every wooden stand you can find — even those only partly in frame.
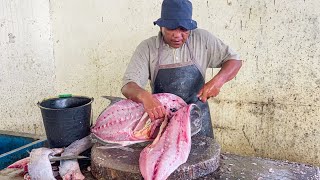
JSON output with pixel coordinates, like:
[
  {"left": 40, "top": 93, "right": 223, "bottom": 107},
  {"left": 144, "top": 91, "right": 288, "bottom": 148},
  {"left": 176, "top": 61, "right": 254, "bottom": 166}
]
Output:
[{"left": 91, "top": 136, "right": 220, "bottom": 180}]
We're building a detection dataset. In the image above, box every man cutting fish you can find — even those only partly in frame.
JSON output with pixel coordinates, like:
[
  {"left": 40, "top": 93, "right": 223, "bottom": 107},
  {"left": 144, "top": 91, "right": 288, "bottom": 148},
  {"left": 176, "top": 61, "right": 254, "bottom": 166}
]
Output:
[{"left": 121, "top": 0, "right": 242, "bottom": 138}]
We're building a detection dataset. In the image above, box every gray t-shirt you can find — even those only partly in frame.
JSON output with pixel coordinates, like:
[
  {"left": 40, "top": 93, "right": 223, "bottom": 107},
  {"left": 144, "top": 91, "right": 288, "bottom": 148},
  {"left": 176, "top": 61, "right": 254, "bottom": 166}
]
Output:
[{"left": 122, "top": 28, "right": 240, "bottom": 88}]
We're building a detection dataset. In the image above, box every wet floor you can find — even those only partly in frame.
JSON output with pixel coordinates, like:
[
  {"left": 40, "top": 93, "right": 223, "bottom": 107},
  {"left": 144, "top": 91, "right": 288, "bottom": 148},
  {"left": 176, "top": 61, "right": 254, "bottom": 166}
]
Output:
[
  {"left": 1, "top": 152, "right": 319, "bottom": 180},
  {"left": 201, "top": 153, "right": 319, "bottom": 180}
]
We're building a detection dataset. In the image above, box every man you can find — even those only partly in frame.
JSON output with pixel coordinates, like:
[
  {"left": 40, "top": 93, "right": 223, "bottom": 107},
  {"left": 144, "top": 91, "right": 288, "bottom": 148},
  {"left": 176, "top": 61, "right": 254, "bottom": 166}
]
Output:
[{"left": 121, "top": 0, "right": 242, "bottom": 138}]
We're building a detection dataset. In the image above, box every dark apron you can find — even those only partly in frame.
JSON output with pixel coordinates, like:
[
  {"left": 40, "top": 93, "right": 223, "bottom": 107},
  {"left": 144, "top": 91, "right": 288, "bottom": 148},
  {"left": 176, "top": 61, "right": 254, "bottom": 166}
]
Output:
[{"left": 152, "top": 38, "right": 214, "bottom": 138}]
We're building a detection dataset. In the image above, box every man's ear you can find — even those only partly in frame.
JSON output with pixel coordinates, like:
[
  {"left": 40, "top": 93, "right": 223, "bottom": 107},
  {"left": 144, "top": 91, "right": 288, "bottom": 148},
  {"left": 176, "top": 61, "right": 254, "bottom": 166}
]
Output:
[{"left": 160, "top": 27, "right": 164, "bottom": 35}]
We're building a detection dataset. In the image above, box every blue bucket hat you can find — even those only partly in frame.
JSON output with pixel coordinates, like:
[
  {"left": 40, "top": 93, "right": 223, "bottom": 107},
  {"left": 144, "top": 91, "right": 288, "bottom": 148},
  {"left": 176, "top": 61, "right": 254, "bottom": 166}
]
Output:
[{"left": 154, "top": 0, "right": 197, "bottom": 30}]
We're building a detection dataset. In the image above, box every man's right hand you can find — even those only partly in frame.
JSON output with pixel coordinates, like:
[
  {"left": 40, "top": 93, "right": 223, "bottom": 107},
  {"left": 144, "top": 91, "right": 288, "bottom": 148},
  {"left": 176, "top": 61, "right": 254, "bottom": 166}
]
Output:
[
  {"left": 121, "top": 82, "right": 166, "bottom": 121},
  {"left": 140, "top": 92, "right": 166, "bottom": 121}
]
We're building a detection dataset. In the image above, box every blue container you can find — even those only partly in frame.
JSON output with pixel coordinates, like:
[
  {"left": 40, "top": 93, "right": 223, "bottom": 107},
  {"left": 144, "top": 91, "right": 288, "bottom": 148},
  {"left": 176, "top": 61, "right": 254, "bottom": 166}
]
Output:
[{"left": 0, "top": 130, "right": 46, "bottom": 170}]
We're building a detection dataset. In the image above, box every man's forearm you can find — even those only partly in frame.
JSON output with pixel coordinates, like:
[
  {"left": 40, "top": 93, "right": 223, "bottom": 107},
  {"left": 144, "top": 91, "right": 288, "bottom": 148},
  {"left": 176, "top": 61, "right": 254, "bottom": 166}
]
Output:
[
  {"left": 121, "top": 82, "right": 152, "bottom": 103},
  {"left": 197, "top": 59, "right": 242, "bottom": 102},
  {"left": 212, "top": 59, "right": 242, "bottom": 85},
  {"left": 121, "top": 82, "right": 166, "bottom": 120}
]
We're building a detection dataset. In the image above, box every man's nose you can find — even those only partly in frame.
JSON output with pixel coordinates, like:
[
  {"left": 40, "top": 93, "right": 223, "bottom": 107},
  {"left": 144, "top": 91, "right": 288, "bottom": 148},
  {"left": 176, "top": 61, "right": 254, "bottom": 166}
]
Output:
[{"left": 172, "top": 30, "right": 183, "bottom": 38}]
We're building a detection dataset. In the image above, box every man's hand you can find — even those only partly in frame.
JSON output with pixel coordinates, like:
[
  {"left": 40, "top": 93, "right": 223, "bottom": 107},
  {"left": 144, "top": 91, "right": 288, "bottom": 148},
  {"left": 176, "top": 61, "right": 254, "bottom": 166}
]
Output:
[
  {"left": 197, "top": 60, "right": 242, "bottom": 103},
  {"left": 141, "top": 92, "right": 166, "bottom": 121},
  {"left": 121, "top": 82, "right": 166, "bottom": 121},
  {"left": 197, "top": 78, "right": 224, "bottom": 103}
]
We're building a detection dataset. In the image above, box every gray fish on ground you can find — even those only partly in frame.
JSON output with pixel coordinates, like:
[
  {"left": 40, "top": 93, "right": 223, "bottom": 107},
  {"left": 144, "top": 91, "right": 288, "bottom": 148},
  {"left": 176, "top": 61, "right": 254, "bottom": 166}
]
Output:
[
  {"left": 59, "top": 135, "right": 93, "bottom": 180},
  {"left": 26, "top": 148, "right": 63, "bottom": 180}
]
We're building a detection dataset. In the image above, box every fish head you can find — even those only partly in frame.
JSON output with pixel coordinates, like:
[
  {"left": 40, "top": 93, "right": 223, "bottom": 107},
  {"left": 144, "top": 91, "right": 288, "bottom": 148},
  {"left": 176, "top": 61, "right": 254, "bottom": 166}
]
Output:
[{"left": 154, "top": 93, "right": 188, "bottom": 117}]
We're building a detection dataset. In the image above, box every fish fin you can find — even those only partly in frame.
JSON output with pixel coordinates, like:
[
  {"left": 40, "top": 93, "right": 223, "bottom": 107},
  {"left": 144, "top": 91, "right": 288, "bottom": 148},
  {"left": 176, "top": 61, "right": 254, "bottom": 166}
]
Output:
[{"left": 101, "top": 96, "right": 124, "bottom": 106}]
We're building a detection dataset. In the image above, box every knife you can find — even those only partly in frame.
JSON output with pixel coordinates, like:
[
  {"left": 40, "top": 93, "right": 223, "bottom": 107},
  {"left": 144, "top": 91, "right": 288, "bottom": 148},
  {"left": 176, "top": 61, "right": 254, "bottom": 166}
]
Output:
[{"left": 49, "top": 155, "right": 89, "bottom": 162}]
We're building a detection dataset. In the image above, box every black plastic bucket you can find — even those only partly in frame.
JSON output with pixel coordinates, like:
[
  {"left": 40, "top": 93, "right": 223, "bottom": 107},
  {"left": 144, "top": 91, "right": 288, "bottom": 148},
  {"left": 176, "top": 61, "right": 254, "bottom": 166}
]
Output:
[{"left": 38, "top": 96, "right": 93, "bottom": 148}]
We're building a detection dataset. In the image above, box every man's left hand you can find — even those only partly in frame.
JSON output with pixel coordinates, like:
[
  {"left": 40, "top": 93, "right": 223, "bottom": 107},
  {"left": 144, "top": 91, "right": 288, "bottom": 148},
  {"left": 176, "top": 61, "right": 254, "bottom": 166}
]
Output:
[
  {"left": 197, "top": 60, "right": 242, "bottom": 103},
  {"left": 197, "top": 78, "right": 224, "bottom": 103}
]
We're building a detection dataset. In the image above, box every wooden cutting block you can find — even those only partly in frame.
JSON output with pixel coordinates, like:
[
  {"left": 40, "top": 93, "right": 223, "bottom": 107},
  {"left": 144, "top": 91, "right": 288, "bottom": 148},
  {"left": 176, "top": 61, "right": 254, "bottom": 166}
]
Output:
[{"left": 91, "top": 135, "right": 221, "bottom": 180}]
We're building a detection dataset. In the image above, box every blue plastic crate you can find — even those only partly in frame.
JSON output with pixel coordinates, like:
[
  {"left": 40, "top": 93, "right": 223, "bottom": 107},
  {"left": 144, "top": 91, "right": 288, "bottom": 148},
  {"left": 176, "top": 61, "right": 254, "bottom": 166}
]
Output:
[{"left": 0, "top": 130, "right": 47, "bottom": 170}]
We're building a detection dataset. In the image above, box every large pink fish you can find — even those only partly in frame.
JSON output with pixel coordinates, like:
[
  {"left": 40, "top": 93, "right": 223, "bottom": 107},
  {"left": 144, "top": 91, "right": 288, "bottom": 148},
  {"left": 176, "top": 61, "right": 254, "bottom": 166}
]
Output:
[
  {"left": 91, "top": 93, "right": 201, "bottom": 179},
  {"left": 91, "top": 93, "right": 187, "bottom": 146}
]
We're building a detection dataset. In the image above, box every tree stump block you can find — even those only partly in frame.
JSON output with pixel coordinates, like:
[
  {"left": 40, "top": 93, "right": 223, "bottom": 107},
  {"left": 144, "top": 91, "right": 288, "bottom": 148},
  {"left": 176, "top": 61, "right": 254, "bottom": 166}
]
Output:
[{"left": 91, "top": 136, "right": 220, "bottom": 180}]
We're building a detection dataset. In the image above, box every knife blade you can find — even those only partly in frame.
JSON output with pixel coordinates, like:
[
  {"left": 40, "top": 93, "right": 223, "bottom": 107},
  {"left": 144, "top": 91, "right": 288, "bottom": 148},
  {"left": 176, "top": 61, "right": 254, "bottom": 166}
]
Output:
[{"left": 49, "top": 155, "right": 89, "bottom": 162}]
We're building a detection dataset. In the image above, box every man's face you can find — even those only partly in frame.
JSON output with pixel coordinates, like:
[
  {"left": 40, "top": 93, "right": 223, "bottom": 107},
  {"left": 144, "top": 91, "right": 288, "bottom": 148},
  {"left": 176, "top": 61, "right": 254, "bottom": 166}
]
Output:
[{"left": 161, "top": 27, "right": 190, "bottom": 48}]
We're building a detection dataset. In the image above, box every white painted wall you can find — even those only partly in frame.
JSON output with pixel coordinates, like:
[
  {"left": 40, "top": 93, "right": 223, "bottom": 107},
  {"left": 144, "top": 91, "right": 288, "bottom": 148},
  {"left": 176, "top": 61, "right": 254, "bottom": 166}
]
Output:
[
  {"left": 50, "top": 1, "right": 162, "bottom": 118},
  {"left": 0, "top": 0, "right": 54, "bottom": 134},
  {"left": 0, "top": 0, "right": 319, "bottom": 166},
  {"left": 201, "top": 0, "right": 320, "bottom": 166}
]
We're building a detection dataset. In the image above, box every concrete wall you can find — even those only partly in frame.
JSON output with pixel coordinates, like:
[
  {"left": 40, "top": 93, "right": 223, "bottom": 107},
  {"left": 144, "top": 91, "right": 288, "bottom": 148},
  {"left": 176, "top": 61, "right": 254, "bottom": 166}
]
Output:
[
  {"left": 201, "top": 0, "right": 320, "bottom": 166},
  {"left": 0, "top": 0, "right": 319, "bottom": 166},
  {"left": 0, "top": 0, "right": 54, "bottom": 134},
  {"left": 50, "top": 0, "right": 162, "bottom": 118}
]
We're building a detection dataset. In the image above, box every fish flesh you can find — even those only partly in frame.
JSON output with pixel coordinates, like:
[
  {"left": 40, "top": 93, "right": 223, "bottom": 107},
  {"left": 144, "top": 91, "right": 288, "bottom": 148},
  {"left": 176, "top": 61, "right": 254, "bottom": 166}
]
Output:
[
  {"left": 139, "top": 104, "right": 199, "bottom": 180},
  {"left": 59, "top": 135, "right": 93, "bottom": 180},
  {"left": 27, "top": 148, "right": 64, "bottom": 180},
  {"left": 91, "top": 93, "right": 187, "bottom": 146},
  {"left": 7, "top": 157, "right": 30, "bottom": 173}
]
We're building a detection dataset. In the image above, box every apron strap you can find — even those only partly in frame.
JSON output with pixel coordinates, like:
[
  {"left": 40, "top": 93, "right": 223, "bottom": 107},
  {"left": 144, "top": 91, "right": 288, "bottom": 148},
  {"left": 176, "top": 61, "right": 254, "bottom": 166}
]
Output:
[
  {"left": 152, "top": 39, "right": 162, "bottom": 86},
  {"left": 186, "top": 39, "right": 205, "bottom": 78},
  {"left": 152, "top": 37, "right": 163, "bottom": 84}
]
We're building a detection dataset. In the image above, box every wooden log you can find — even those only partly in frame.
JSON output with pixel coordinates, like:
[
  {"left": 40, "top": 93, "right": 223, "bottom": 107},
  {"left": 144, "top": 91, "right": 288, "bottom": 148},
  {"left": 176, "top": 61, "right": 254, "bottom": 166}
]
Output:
[{"left": 91, "top": 136, "right": 220, "bottom": 180}]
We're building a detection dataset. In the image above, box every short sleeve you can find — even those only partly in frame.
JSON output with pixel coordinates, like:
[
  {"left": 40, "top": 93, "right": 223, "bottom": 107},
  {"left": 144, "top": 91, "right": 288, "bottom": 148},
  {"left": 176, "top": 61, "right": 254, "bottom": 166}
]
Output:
[
  {"left": 207, "top": 33, "right": 240, "bottom": 68},
  {"left": 122, "top": 40, "right": 150, "bottom": 88}
]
